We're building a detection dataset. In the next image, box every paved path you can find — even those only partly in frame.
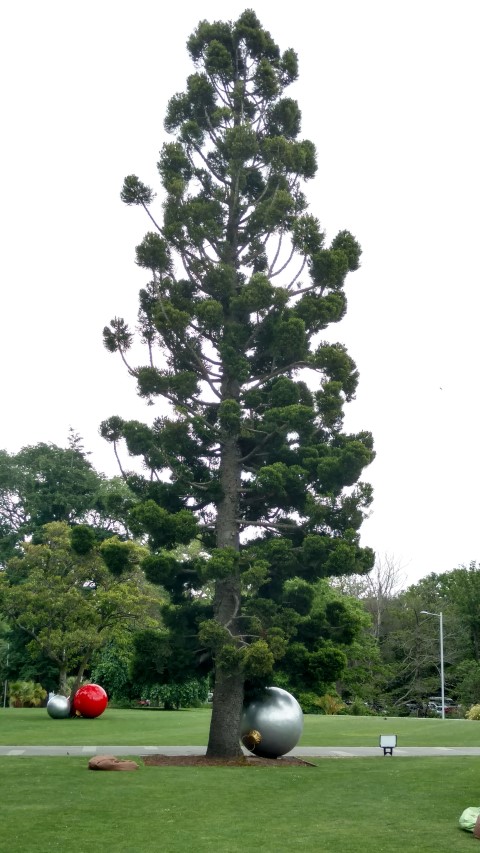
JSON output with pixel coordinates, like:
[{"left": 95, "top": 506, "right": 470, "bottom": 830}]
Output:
[{"left": 2, "top": 745, "right": 480, "bottom": 757}]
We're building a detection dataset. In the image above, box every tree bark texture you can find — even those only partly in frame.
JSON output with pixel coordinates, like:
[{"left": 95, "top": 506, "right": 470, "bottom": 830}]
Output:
[
  {"left": 206, "top": 667, "right": 245, "bottom": 757},
  {"left": 207, "top": 435, "right": 245, "bottom": 757}
]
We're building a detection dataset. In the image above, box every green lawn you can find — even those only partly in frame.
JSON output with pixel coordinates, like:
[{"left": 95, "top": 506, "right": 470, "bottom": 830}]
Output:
[
  {"left": 2, "top": 710, "right": 479, "bottom": 852},
  {"left": 0, "top": 707, "right": 211, "bottom": 746},
  {"left": 1, "top": 707, "right": 480, "bottom": 747},
  {"left": 1, "top": 755, "right": 477, "bottom": 852}
]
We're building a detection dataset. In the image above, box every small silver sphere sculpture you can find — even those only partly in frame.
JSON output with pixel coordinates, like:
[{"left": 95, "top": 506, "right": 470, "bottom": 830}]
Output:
[
  {"left": 47, "top": 694, "right": 71, "bottom": 719},
  {"left": 241, "top": 687, "right": 303, "bottom": 758}
]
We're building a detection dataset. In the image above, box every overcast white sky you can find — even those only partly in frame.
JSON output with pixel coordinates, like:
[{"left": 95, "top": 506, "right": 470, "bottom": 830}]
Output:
[{"left": 1, "top": 0, "right": 479, "bottom": 586}]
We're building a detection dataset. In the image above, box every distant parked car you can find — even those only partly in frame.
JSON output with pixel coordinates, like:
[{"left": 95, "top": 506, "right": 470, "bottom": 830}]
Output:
[
  {"left": 427, "top": 701, "right": 459, "bottom": 716},
  {"left": 428, "top": 697, "right": 458, "bottom": 715}
]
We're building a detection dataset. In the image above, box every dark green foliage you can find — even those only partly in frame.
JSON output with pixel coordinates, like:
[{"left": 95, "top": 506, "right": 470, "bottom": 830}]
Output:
[
  {"left": 0, "top": 442, "right": 137, "bottom": 568},
  {"left": 441, "top": 563, "right": 480, "bottom": 661},
  {"left": 0, "top": 444, "right": 107, "bottom": 564},
  {"left": 0, "top": 522, "right": 153, "bottom": 695},
  {"left": 129, "top": 502, "right": 198, "bottom": 549},
  {"left": 297, "top": 691, "right": 324, "bottom": 714},
  {"left": 104, "top": 10, "right": 374, "bottom": 755},
  {"left": 145, "top": 679, "right": 209, "bottom": 709},
  {"left": 283, "top": 578, "right": 315, "bottom": 616},
  {"left": 1, "top": 444, "right": 100, "bottom": 528},
  {"left": 0, "top": 624, "right": 59, "bottom": 694},
  {"left": 70, "top": 524, "right": 96, "bottom": 555},
  {"left": 120, "top": 175, "right": 155, "bottom": 206},
  {"left": 99, "top": 538, "right": 132, "bottom": 576},
  {"left": 132, "top": 607, "right": 213, "bottom": 690},
  {"left": 90, "top": 639, "right": 134, "bottom": 702}
]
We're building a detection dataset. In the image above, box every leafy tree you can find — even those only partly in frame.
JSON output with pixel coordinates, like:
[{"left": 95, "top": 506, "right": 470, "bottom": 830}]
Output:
[
  {"left": 414, "top": 564, "right": 480, "bottom": 707},
  {"left": 0, "top": 443, "right": 137, "bottom": 566},
  {"left": 1, "top": 625, "right": 60, "bottom": 694},
  {"left": 324, "top": 588, "right": 387, "bottom": 705},
  {"left": 271, "top": 580, "right": 370, "bottom": 699},
  {"left": 453, "top": 660, "right": 480, "bottom": 708},
  {"left": 373, "top": 575, "right": 464, "bottom": 708},
  {"left": 441, "top": 563, "right": 480, "bottom": 661},
  {"left": 90, "top": 637, "right": 135, "bottom": 703},
  {"left": 333, "top": 553, "right": 406, "bottom": 639},
  {"left": 0, "top": 522, "right": 156, "bottom": 699},
  {"left": 102, "top": 10, "right": 374, "bottom": 756}
]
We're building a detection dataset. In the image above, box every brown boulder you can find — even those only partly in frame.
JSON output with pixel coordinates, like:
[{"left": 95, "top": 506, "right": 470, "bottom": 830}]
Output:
[{"left": 88, "top": 754, "right": 139, "bottom": 771}]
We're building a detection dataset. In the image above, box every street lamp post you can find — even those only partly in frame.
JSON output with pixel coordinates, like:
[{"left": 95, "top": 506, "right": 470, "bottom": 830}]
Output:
[{"left": 420, "top": 610, "right": 444, "bottom": 719}]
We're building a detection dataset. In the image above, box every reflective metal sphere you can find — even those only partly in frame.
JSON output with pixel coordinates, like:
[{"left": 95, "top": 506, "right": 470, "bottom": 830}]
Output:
[
  {"left": 241, "top": 687, "right": 303, "bottom": 758},
  {"left": 47, "top": 695, "right": 71, "bottom": 719}
]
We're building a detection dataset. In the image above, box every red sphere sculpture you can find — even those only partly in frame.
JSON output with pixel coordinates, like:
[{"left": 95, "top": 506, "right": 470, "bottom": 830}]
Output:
[{"left": 73, "top": 684, "right": 108, "bottom": 718}]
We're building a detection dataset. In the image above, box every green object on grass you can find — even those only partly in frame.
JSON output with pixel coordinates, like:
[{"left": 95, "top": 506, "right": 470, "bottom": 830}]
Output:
[{"left": 459, "top": 806, "right": 480, "bottom": 832}]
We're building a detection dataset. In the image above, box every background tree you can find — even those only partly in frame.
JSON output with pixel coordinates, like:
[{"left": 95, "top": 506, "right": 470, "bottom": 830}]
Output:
[
  {"left": 441, "top": 563, "right": 480, "bottom": 662},
  {"left": 103, "top": 10, "right": 374, "bottom": 756},
  {"left": 332, "top": 553, "right": 406, "bottom": 639},
  {"left": 453, "top": 660, "right": 480, "bottom": 708},
  {"left": 90, "top": 636, "right": 136, "bottom": 704},
  {"left": 354, "top": 554, "right": 406, "bottom": 639},
  {"left": 0, "top": 626, "right": 59, "bottom": 696},
  {"left": 0, "top": 521, "right": 157, "bottom": 700},
  {"left": 0, "top": 442, "right": 136, "bottom": 565},
  {"left": 347, "top": 565, "right": 480, "bottom": 712},
  {"left": 372, "top": 573, "right": 463, "bottom": 709},
  {"left": 326, "top": 587, "right": 387, "bottom": 706}
]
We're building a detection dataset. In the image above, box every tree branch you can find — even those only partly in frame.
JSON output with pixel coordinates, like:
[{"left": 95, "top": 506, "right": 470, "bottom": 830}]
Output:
[
  {"left": 248, "top": 360, "right": 317, "bottom": 389},
  {"left": 268, "top": 232, "right": 283, "bottom": 276},
  {"left": 239, "top": 424, "right": 288, "bottom": 463},
  {"left": 190, "top": 143, "right": 229, "bottom": 186},
  {"left": 286, "top": 256, "right": 307, "bottom": 290},
  {"left": 236, "top": 518, "right": 297, "bottom": 532},
  {"left": 270, "top": 242, "right": 296, "bottom": 278},
  {"left": 141, "top": 201, "right": 163, "bottom": 234}
]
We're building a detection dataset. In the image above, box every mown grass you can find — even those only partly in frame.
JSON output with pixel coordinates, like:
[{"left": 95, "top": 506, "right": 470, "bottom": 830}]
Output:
[
  {"left": 1, "top": 707, "right": 480, "bottom": 747},
  {"left": 0, "top": 707, "right": 211, "bottom": 746},
  {"left": 0, "top": 755, "right": 477, "bottom": 852}
]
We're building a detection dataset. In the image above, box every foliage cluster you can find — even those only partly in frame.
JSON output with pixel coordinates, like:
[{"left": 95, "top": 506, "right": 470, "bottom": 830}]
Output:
[
  {"left": 140, "top": 678, "right": 210, "bottom": 709},
  {"left": 465, "top": 704, "right": 480, "bottom": 721},
  {"left": 0, "top": 521, "right": 156, "bottom": 696},
  {"left": 0, "top": 441, "right": 135, "bottom": 566},
  {"left": 7, "top": 680, "right": 46, "bottom": 708}
]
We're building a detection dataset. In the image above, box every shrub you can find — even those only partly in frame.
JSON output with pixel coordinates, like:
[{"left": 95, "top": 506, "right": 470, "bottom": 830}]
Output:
[
  {"left": 466, "top": 704, "right": 480, "bottom": 720},
  {"left": 8, "top": 681, "right": 47, "bottom": 708},
  {"left": 298, "top": 692, "right": 324, "bottom": 714},
  {"left": 144, "top": 679, "right": 209, "bottom": 709},
  {"left": 317, "top": 693, "right": 346, "bottom": 715},
  {"left": 347, "top": 698, "right": 372, "bottom": 716}
]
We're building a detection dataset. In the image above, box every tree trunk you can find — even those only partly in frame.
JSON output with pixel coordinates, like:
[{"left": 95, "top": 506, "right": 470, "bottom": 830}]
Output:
[
  {"left": 58, "top": 669, "right": 68, "bottom": 696},
  {"left": 68, "top": 657, "right": 89, "bottom": 715},
  {"left": 207, "top": 666, "right": 245, "bottom": 757},
  {"left": 206, "top": 433, "right": 244, "bottom": 758}
]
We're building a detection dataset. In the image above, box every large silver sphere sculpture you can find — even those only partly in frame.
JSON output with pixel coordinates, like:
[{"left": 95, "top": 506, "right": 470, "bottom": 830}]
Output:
[
  {"left": 241, "top": 687, "right": 303, "bottom": 758},
  {"left": 47, "top": 694, "right": 70, "bottom": 719}
]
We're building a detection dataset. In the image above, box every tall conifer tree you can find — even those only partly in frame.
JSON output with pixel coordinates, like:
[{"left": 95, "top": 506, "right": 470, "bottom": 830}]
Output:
[{"left": 103, "top": 10, "right": 375, "bottom": 757}]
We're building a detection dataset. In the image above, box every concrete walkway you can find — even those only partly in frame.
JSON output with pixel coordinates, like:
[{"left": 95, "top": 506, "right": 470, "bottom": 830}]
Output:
[{"left": 2, "top": 745, "right": 480, "bottom": 757}]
